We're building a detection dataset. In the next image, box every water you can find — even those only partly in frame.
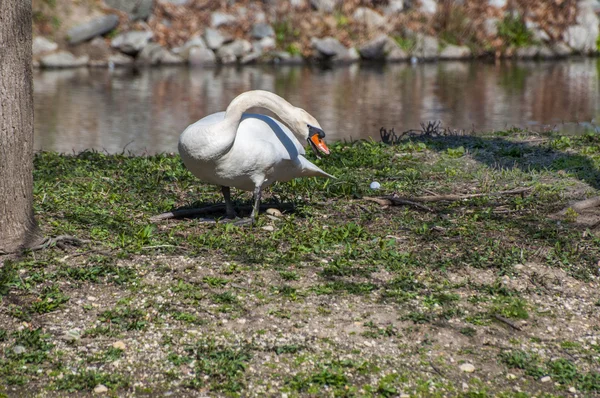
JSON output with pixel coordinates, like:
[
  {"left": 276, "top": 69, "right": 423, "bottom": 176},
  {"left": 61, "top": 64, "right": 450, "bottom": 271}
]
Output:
[{"left": 34, "top": 59, "right": 600, "bottom": 154}]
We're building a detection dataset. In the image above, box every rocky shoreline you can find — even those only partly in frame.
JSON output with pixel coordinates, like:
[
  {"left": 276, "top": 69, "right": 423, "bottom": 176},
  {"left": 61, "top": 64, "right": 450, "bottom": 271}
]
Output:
[{"left": 32, "top": 0, "right": 600, "bottom": 69}]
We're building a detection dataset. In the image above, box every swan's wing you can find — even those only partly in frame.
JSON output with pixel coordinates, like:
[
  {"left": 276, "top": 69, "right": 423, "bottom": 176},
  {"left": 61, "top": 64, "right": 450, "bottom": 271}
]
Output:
[{"left": 238, "top": 113, "right": 306, "bottom": 160}]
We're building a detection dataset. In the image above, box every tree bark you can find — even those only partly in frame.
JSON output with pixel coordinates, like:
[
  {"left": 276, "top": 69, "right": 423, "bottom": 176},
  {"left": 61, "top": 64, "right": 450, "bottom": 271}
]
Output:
[{"left": 0, "top": 0, "right": 42, "bottom": 253}]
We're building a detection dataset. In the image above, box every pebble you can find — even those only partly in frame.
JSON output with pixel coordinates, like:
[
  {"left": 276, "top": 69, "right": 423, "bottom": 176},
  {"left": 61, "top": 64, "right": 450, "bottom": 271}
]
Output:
[
  {"left": 13, "top": 345, "right": 26, "bottom": 355},
  {"left": 540, "top": 376, "right": 551, "bottom": 383},
  {"left": 369, "top": 181, "right": 381, "bottom": 190},
  {"left": 459, "top": 363, "right": 475, "bottom": 373},
  {"left": 507, "top": 373, "right": 517, "bottom": 380},
  {"left": 93, "top": 384, "right": 108, "bottom": 394},
  {"left": 569, "top": 386, "right": 577, "bottom": 393},
  {"left": 87, "top": 296, "right": 97, "bottom": 301},
  {"left": 266, "top": 208, "right": 283, "bottom": 217},
  {"left": 112, "top": 341, "right": 126, "bottom": 350},
  {"left": 62, "top": 329, "right": 82, "bottom": 342},
  {"left": 261, "top": 225, "right": 275, "bottom": 232}
]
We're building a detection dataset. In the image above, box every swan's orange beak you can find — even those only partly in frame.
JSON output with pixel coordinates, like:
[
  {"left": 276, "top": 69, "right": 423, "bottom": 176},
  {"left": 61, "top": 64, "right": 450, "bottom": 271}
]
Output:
[{"left": 309, "top": 133, "right": 330, "bottom": 156}]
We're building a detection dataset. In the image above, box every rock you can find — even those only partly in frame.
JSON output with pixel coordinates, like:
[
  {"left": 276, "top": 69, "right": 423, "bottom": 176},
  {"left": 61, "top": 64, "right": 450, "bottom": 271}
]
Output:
[
  {"left": 266, "top": 51, "right": 304, "bottom": 65},
  {"left": 552, "top": 42, "right": 573, "bottom": 57},
  {"left": 160, "top": 0, "right": 190, "bottom": 4},
  {"left": 216, "top": 39, "right": 253, "bottom": 63},
  {"left": 240, "top": 51, "right": 262, "bottom": 64},
  {"left": 266, "top": 208, "right": 283, "bottom": 217},
  {"left": 188, "top": 47, "right": 217, "bottom": 66},
  {"left": 251, "top": 23, "right": 275, "bottom": 39},
  {"left": 370, "top": 181, "right": 381, "bottom": 190},
  {"left": 568, "top": 387, "right": 577, "bottom": 393},
  {"left": 211, "top": 12, "right": 236, "bottom": 28},
  {"left": 507, "top": 373, "right": 517, "bottom": 380},
  {"left": 540, "top": 376, "right": 551, "bottom": 383},
  {"left": 515, "top": 45, "right": 539, "bottom": 58},
  {"left": 526, "top": 20, "right": 550, "bottom": 42},
  {"left": 563, "top": 0, "right": 599, "bottom": 54},
  {"left": 385, "top": 40, "right": 409, "bottom": 61},
  {"left": 261, "top": 225, "right": 275, "bottom": 232},
  {"left": 33, "top": 37, "right": 58, "bottom": 56},
  {"left": 105, "top": 0, "right": 153, "bottom": 20},
  {"left": 93, "top": 384, "right": 108, "bottom": 394},
  {"left": 353, "top": 7, "right": 386, "bottom": 29},
  {"left": 173, "top": 36, "right": 207, "bottom": 60},
  {"left": 414, "top": 34, "right": 438, "bottom": 59},
  {"left": 112, "top": 341, "right": 126, "bottom": 350},
  {"left": 291, "top": 0, "right": 307, "bottom": 8},
  {"left": 13, "top": 345, "right": 26, "bottom": 355},
  {"left": 137, "top": 43, "right": 184, "bottom": 65},
  {"left": 459, "top": 363, "right": 475, "bottom": 373},
  {"left": 40, "top": 51, "right": 89, "bottom": 69},
  {"left": 419, "top": 0, "right": 437, "bottom": 14},
  {"left": 483, "top": 18, "right": 499, "bottom": 37},
  {"left": 111, "top": 31, "right": 153, "bottom": 55},
  {"left": 439, "top": 44, "right": 471, "bottom": 59},
  {"left": 61, "top": 329, "right": 82, "bottom": 342},
  {"left": 203, "top": 28, "right": 226, "bottom": 50},
  {"left": 311, "top": 36, "right": 356, "bottom": 62},
  {"left": 537, "top": 46, "right": 554, "bottom": 59},
  {"left": 67, "top": 14, "right": 119, "bottom": 45},
  {"left": 254, "top": 37, "right": 276, "bottom": 52},
  {"left": 383, "top": 0, "right": 404, "bottom": 14},
  {"left": 488, "top": 0, "right": 507, "bottom": 8},
  {"left": 359, "top": 35, "right": 390, "bottom": 60},
  {"left": 310, "top": 0, "right": 341, "bottom": 12},
  {"left": 108, "top": 53, "right": 134, "bottom": 67}
]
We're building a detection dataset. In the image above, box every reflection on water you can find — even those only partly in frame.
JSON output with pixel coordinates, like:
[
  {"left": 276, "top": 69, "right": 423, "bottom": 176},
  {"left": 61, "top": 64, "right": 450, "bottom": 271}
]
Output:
[{"left": 34, "top": 59, "right": 600, "bottom": 154}]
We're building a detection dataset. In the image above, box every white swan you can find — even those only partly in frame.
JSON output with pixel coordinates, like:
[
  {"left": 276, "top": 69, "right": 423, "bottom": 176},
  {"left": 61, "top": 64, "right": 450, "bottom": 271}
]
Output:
[{"left": 178, "top": 90, "right": 334, "bottom": 224}]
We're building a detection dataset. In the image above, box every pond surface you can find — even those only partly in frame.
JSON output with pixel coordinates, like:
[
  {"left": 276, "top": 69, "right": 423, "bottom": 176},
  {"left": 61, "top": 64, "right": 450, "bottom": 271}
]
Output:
[{"left": 34, "top": 58, "right": 600, "bottom": 154}]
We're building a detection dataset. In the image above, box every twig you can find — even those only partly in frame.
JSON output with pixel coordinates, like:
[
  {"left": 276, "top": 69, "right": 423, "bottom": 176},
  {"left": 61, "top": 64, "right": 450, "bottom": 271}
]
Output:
[
  {"left": 141, "top": 245, "right": 178, "bottom": 250},
  {"left": 493, "top": 314, "right": 522, "bottom": 331},
  {"left": 366, "top": 187, "right": 532, "bottom": 207},
  {"left": 429, "top": 360, "right": 445, "bottom": 377}
]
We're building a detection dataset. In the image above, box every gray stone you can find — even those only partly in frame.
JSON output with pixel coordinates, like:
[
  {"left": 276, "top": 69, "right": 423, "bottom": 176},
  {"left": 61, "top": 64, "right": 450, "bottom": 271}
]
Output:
[
  {"left": 291, "top": 0, "right": 307, "bottom": 7},
  {"left": 526, "top": 20, "right": 550, "bottom": 42},
  {"left": 515, "top": 46, "right": 539, "bottom": 58},
  {"left": 254, "top": 37, "right": 276, "bottom": 52},
  {"left": 160, "top": 0, "right": 190, "bottom": 4},
  {"left": 414, "top": 34, "right": 438, "bottom": 59},
  {"left": 251, "top": 23, "right": 275, "bottom": 39},
  {"left": 211, "top": 12, "right": 236, "bottom": 28},
  {"left": 111, "top": 31, "right": 153, "bottom": 55},
  {"left": 13, "top": 345, "right": 26, "bottom": 355},
  {"left": 383, "top": 0, "right": 404, "bottom": 14},
  {"left": 385, "top": 40, "right": 409, "bottom": 61},
  {"left": 240, "top": 50, "right": 262, "bottom": 64},
  {"left": 488, "top": 0, "right": 506, "bottom": 8},
  {"left": 310, "top": 0, "right": 341, "bottom": 13},
  {"left": 353, "top": 7, "right": 386, "bottom": 29},
  {"left": 173, "top": 35, "right": 207, "bottom": 60},
  {"left": 359, "top": 35, "right": 390, "bottom": 60},
  {"left": 40, "top": 51, "right": 89, "bottom": 68},
  {"left": 563, "top": 0, "right": 599, "bottom": 54},
  {"left": 483, "top": 18, "right": 498, "bottom": 37},
  {"left": 311, "top": 36, "right": 348, "bottom": 57},
  {"left": 419, "top": 0, "right": 437, "bottom": 14},
  {"left": 105, "top": 0, "right": 154, "bottom": 20},
  {"left": 137, "top": 43, "right": 184, "bottom": 65},
  {"left": 267, "top": 51, "right": 304, "bottom": 65},
  {"left": 61, "top": 329, "right": 82, "bottom": 342},
  {"left": 33, "top": 36, "right": 58, "bottom": 56},
  {"left": 188, "top": 47, "right": 217, "bottom": 66},
  {"left": 67, "top": 14, "right": 119, "bottom": 45},
  {"left": 203, "top": 28, "right": 226, "bottom": 50},
  {"left": 552, "top": 42, "right": 573, "bottom": 57},
  {"left": 439, "top": 44, "right": 471, "bottom": 59},
  {"left": 108, "top": 53, "right": 135, "bottom": 67},
  {"left": 216, "top": 39, "right": 252, "bottom": 62},
  {"left": 537, "top": 46, "right": 555, "bottom": 59},
  {"left": 93, "top": 384, "right": 109, "bottom": 394}
]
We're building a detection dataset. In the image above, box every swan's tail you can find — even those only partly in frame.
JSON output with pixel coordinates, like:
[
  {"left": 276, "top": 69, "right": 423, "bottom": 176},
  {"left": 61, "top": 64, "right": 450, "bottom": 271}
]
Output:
[{"left": 299, "top": 157, "right": 336, "bottom": 179}]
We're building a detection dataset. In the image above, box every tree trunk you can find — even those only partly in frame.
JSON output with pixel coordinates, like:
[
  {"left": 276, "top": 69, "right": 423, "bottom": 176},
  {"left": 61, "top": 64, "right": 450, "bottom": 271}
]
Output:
[{"left": 0, "top": 0, "right": 42, "bottom": 253}]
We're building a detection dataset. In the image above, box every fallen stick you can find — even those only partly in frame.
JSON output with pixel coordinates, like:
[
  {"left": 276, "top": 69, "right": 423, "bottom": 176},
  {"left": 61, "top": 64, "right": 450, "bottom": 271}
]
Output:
[{"left": 365, "top": 186, "right": 532, "bottom": 206}]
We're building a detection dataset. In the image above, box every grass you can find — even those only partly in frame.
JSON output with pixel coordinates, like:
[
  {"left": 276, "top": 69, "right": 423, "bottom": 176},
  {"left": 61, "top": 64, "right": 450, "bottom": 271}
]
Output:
[
  {"left": 497, "top": 14, "right": 536, "bottom": 48},
  {"left": 1, "top": 128, "right": 600, "bottom": 396}
]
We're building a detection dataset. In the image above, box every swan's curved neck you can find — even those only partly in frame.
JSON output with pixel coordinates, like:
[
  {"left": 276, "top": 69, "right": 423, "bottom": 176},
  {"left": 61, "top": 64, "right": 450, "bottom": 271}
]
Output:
[{"left": 223, "top": 90, "right": 297, "bottom": 133}]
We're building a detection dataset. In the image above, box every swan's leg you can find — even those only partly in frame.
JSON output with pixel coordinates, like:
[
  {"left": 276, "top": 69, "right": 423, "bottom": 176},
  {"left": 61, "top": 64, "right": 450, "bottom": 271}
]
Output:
[
  {"left": 221, "top": 186, "right": 237, "bottom": 219},
  {"left": 250, "top": 185, "right": 263, "bottom": 221},
  {"left": 233, "top": 184, "right": 262, "bottom": 227}
]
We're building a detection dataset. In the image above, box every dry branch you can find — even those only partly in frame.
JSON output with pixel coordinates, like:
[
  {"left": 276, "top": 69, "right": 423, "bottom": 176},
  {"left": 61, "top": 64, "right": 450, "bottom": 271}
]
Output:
[{"left": 365, "top": 187, "right": 532, "bottom": 208}]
